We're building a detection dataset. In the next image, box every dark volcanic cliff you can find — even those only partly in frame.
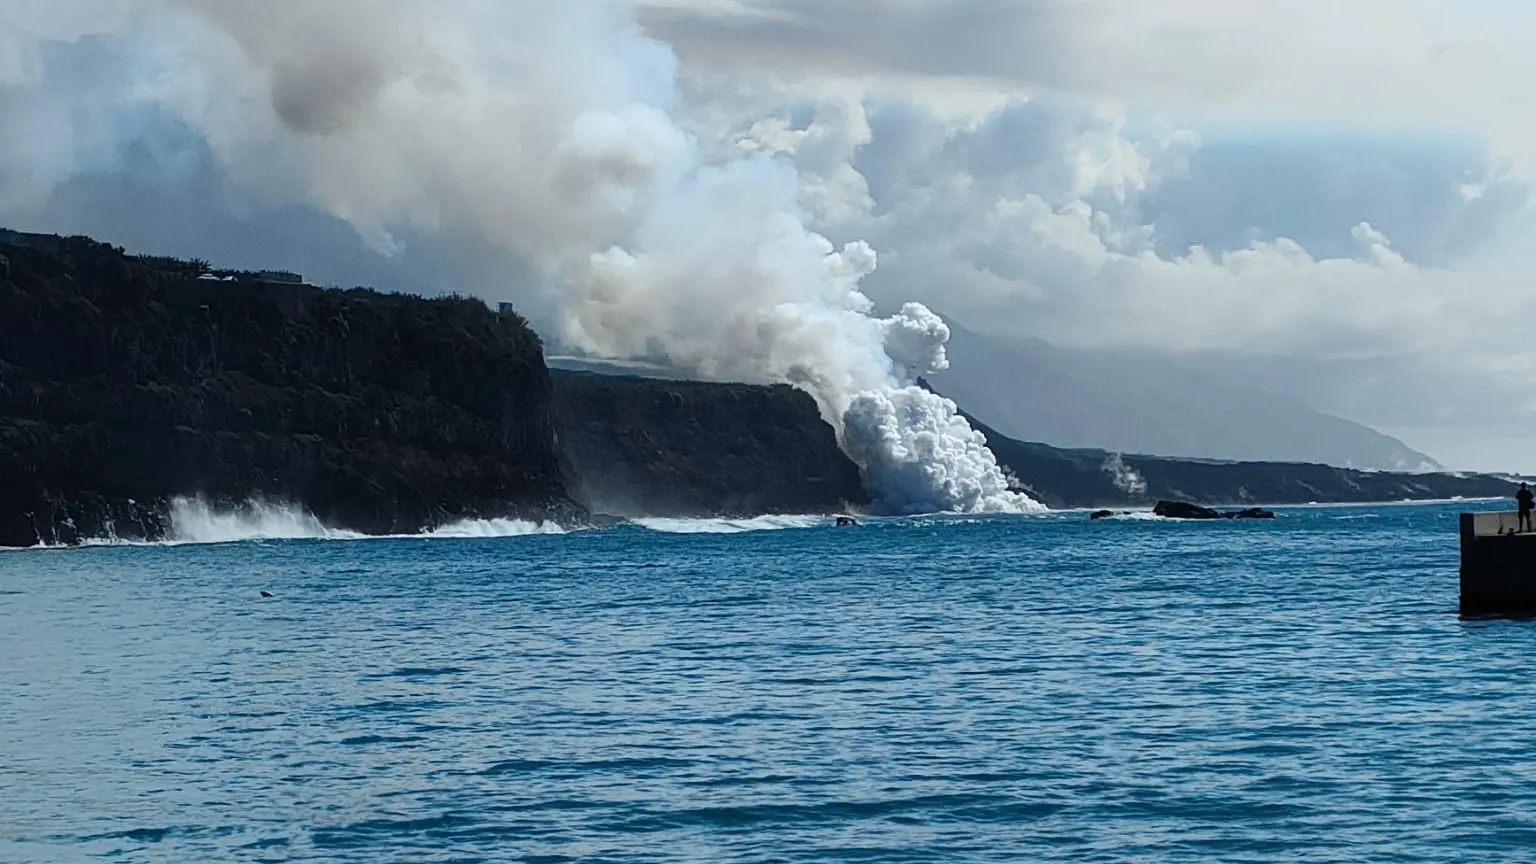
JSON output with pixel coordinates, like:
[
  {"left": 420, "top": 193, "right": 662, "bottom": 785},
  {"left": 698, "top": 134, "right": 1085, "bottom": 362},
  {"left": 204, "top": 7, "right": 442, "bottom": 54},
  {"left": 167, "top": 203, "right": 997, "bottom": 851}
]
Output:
[
  {"left": 0, "top": 229, "right": 1520, "bottom": 548},
  {"left": 0, "top": 234, "right": 581, "bottom": 546},
  {"left": 958, "top": 403, "right": 1520, "bottom": 509},
  {"left": 551, "top": 370, "right": 867, "bottom": 518}
]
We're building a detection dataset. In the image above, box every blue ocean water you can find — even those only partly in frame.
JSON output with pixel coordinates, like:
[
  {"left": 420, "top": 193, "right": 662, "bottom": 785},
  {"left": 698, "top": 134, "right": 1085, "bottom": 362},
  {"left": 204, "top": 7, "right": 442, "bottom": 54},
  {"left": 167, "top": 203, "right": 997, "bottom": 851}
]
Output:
[{"left": 5, "top": 502, "right": 1536, "bottom": 862}]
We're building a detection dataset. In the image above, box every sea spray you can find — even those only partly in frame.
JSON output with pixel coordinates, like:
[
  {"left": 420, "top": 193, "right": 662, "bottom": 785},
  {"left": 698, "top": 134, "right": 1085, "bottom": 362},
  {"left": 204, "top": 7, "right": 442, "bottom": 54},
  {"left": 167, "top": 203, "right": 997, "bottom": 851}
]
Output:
[
  {"left": 631, "top": 515, "right": 827, "bottom": 534},
  {"left": 129, "top": 497, "right": 570, "bottom": 546},
  {"left": 167, "top": 497, "right": 364, "bottom": 544},
  {"left": 2, "top": 0, "right": 1043, "bottom": 514},
  {"left": 426, "top": 518, "right": 567, "bottom": 539}
]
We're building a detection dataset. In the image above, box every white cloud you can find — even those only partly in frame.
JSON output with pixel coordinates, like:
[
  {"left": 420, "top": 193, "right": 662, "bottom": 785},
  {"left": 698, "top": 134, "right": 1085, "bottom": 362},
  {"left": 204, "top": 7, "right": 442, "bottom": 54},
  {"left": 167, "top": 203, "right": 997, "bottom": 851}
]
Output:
[
  {"left": 6, "top": 0, "right": 1536, "bottom": 471},
  {"left": 659, "top": 69, "right": 1536, "bottom": 468},
  {"left": 639, "top": 0, "right": 1536, "bottom": 159}
]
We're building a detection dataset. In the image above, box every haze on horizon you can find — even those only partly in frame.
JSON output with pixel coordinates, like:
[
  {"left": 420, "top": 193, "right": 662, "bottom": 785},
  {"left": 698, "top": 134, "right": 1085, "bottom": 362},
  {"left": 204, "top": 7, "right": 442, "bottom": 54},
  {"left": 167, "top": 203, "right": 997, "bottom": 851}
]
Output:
[{"left": 3, "top": 0, "right": 1534, "bottom": 474}]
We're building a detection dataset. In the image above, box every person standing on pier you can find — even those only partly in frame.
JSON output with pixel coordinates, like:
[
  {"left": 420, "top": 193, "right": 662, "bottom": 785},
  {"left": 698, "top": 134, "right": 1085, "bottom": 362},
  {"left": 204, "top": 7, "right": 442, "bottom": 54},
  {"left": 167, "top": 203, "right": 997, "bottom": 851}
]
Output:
[{"left": 1519, "top": 483, "right": 1535, "bottom": 533}]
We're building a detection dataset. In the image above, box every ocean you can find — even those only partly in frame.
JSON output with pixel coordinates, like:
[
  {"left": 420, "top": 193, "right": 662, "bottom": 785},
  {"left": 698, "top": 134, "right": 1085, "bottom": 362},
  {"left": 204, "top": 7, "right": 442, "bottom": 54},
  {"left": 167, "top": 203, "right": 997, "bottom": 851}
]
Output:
[{"left": 4, "top": 501, "right": 1536, "bottom": 862}]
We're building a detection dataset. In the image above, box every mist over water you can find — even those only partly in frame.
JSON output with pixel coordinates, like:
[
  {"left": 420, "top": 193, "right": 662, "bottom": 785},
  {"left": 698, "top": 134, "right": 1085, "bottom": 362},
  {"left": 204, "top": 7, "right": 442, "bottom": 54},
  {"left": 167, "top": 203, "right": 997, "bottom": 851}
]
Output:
[{"left": 0, "top": 0, "right": 1041, "bottom": 515}]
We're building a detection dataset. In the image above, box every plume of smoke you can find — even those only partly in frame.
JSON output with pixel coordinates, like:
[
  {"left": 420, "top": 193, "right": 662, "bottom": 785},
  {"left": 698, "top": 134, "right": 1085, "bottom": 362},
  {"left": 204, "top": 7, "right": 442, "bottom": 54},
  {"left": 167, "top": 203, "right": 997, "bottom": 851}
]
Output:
[
  {"left": 0, "top": 0, "right": 1043, "bottom": 515},
  {"left": 1102, "top": 452, "right": 1148, "bottom": 498}
]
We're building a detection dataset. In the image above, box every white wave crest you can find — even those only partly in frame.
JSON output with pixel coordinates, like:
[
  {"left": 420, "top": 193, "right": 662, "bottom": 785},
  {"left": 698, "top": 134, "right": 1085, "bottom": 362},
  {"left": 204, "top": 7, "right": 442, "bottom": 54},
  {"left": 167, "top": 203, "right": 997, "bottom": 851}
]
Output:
[
  {"left": 1091, "top": 510, "right": 1169, "bottom": 521},
  {"left": 168, "top": 497, "right": 364, "bottom": 544},
  {"left": 425, "top": 518, "right": 568, "bottom": 538},
  {"left": 633, "top": 515, "right": 828, "bottom": 534},
  {"left": 32, "top": 498, "right": 572, "bottom": 548}
]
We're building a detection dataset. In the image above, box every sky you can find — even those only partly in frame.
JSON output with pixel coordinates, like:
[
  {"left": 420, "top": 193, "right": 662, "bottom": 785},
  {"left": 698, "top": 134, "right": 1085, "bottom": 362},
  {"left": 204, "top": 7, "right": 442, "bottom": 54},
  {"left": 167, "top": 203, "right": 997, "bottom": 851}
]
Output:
[
  {"left": 3, "top": 0, "right": 1535, "bottom": 473},
  {"left": 637, "top": 0, "right": 1536, "bottom": 473}
]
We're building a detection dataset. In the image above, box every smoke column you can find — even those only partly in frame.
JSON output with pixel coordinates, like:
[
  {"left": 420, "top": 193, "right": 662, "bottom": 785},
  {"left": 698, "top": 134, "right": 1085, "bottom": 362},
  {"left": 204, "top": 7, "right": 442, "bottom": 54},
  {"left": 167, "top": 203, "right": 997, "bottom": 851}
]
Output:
[
  {"left": 0, "top": 0, "right": 1043, "bottom": 515},
  {"left": 1101, "top": 453, "right": 1148, "bottom": 498}
]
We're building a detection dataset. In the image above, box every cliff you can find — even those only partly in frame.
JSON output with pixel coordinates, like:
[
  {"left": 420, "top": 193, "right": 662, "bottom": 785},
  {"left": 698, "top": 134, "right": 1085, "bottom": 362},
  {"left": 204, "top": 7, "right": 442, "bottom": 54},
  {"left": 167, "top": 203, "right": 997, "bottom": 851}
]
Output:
[
  {"left": 0, "top": 234, "right": 581, "bottom": 546},
  {"left": 545, "top": 364, "right": 1513, "bottom": 514},
  {"left": 956, "top": 402, "right": 1520, "bottom": 509},
  {"left": 550, "top": 370, "right": 867, "bottom": 518},
  {"left": 1, "top": 229, "right": 1519, "bottom": 549}
]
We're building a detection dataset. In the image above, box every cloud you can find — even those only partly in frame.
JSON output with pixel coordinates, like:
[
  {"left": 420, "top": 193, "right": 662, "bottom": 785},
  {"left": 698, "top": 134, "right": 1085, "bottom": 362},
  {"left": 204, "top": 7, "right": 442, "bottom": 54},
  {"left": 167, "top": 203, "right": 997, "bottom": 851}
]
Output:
[
  {"left": 1142, "top": 133, "right": 1527, "bottom": 266},
  {"left": 0, "top": 0, "right": 1044, "bottom": 514},
  {"left": 670, "top": 76, "right": 1536, "bottom": 463},
  {"left": 638, "top": 0, "right": 1091, "bottom": 86},
  {"left": 6, "top": 0, "right": 1536, "bottom": 474},
  {"left": 639, "top": 0, "right": 1536, "bottom": 158}
]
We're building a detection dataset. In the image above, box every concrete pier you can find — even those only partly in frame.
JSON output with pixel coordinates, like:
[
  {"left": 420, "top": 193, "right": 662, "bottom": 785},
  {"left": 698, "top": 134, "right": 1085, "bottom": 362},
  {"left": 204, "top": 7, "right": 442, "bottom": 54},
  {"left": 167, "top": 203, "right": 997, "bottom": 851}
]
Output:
[{"left": 1460, "top": 511, "right": 1536, "bottom": 618}]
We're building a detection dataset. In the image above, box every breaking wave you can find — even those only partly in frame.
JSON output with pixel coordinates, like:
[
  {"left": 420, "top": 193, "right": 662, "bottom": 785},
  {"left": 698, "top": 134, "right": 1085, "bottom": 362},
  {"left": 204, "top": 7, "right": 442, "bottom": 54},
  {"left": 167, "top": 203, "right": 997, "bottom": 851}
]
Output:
[
  {"left": 167, "top": 497, "right": 366, "bottom": 544},
  {"left": 24, "top": 498, "right": 569, "bottom": 549},
  {"left": 1090, "top": 511, "right": 1171, "bottom": 522},
  {"left": 425, "top": 519, "right": 568, "bottom": 538},
  {"left": 19, "top": 500, "right": 1067, "bottom": 550},
  {"left": 630, "top": 515, "right": 827, "bottom": 535}
]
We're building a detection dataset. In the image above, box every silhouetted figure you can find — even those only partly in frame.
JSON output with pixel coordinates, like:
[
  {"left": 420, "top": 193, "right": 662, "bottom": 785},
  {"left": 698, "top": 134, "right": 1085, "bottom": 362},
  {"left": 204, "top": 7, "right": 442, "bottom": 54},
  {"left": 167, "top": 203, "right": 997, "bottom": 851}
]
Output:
[{"left": 1519, "top": 483, "right": 1534, "bottom": 533}]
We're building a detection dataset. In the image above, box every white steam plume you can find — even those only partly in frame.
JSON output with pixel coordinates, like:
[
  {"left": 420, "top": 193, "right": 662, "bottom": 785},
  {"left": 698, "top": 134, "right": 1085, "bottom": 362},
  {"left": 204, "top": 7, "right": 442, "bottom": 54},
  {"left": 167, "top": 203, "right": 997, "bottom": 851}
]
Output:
[
  {"left": 1102, "top": 453, "right": 1149, "bottom": 498},
  {"left": 1, "top": 0, "right": 1043, "bottom": 515}
]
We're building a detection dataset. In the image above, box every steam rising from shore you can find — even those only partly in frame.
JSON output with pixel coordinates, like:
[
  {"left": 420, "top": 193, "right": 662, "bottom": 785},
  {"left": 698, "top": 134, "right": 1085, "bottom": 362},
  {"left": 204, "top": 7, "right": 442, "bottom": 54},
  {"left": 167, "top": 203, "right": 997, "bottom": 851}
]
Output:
[
  {"left": 2, "top": 0, "right": 1041, "bottom": 514},
  {"left": 1102, "top": 453, "right": 1148, "bottom": 498}
]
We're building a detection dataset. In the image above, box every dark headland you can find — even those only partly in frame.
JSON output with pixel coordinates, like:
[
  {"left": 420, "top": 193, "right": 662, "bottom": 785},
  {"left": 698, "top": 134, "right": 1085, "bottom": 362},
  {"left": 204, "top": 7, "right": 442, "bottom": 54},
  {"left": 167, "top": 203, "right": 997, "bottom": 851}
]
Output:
[{"left": 0, "top": 230, "right": 1522, "bottom": 546}]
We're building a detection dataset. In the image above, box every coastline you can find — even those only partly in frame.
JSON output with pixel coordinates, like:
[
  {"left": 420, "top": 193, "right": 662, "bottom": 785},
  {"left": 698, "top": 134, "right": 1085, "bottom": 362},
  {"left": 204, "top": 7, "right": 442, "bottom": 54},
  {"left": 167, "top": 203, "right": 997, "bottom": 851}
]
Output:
[
  {"left": 4, "top": 498, "right": 1510, "bottom": 553},
  {"left": 0, "top": 230, "right": 1523, "bottom": 547}
]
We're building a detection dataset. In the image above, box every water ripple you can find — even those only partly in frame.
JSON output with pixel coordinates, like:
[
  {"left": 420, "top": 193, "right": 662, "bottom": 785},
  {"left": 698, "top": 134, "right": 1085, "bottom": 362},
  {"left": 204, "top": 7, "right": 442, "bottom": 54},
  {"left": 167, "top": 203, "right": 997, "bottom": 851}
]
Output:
[{"left": 5, "top": 503, "right": 1536, "bottom": 861}]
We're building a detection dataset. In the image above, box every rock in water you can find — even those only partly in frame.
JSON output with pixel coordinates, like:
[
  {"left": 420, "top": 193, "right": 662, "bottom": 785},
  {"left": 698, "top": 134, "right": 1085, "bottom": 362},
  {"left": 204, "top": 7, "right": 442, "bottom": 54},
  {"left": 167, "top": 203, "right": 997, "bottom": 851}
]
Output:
[
  {"left": 1154, "top": 501, "right": 1224, "bottom": 520},
  {"left": 1154, "top": 500, "right": 1277, "bottom": 520}
]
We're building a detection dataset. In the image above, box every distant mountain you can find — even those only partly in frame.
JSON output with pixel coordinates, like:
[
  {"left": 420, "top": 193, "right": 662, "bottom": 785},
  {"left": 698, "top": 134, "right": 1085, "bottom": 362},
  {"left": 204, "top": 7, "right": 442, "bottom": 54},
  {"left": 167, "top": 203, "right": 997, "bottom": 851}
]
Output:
[{"left": 929, "top": 322, "right": 1441, "bottom": 472}]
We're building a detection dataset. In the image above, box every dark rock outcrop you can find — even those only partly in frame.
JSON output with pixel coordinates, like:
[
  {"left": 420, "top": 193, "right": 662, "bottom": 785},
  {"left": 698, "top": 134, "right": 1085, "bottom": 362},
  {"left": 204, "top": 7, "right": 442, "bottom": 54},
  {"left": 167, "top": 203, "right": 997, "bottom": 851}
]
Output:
[
  {"left": 550, "top": 370, "right": 867, "bottom": 519},
  {"left": 1152, "top": 501, "right": 1276, "bottom": 520},
  {"left": 1154, "top": 501, "right": 1223, "bottom": 520},
  {"left": 0, "top": 233, "right": 582, "bottom": 547}
]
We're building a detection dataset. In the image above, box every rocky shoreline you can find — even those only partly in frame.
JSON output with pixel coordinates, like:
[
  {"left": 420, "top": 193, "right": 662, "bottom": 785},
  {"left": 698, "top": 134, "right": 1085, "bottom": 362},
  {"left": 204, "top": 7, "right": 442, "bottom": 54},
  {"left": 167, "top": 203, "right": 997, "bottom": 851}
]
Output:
[{"left": 0, "top": 230, "right": 1521, "bottom": 547}]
